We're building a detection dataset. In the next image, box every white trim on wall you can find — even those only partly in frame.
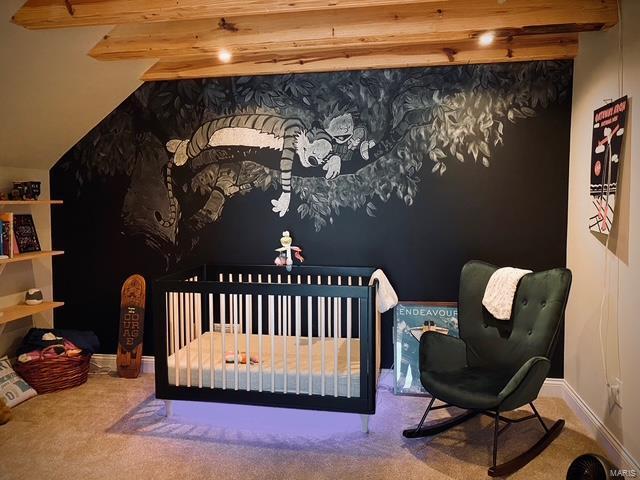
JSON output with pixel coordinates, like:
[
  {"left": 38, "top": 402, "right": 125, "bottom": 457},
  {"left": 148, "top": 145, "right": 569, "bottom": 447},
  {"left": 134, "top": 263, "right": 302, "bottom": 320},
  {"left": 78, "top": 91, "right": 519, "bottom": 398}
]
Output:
[
  {"left": 91, "top": 353, "right": 155, "bottom": 374},
  {"left": 560, "top": 381, "right": 640, "bottom": 472},
  {"left": 91, "top": 355, "right": 638, "bottom": 471}
]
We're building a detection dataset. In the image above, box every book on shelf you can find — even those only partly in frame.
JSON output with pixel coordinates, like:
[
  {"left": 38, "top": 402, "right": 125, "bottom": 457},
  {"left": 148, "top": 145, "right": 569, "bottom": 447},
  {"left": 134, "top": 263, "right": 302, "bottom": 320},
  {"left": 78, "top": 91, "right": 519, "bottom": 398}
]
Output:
[
  {"left": 0, "top": 213, "right": 41, "bottom": 258},
  {"left": 0, "top": 219, "right": 4, "bottom": 257},
  {"left": 13, "top": 214, "right": 41, "bottom": 253}
]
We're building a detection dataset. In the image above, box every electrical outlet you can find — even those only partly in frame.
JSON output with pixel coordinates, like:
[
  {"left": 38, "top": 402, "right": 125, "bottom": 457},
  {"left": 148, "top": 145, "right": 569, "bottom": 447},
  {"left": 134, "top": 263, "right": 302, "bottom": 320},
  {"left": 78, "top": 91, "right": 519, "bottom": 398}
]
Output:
[{"left": 610, "top": 378, "right": 623, "bottom": 408}]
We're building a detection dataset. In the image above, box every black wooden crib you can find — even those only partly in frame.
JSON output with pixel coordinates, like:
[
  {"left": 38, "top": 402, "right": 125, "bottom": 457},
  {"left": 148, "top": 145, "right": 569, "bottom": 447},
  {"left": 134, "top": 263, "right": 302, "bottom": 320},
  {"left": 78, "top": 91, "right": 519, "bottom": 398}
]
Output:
[{"left": 153, "top": 265, "right": 381, "bottom": 431}]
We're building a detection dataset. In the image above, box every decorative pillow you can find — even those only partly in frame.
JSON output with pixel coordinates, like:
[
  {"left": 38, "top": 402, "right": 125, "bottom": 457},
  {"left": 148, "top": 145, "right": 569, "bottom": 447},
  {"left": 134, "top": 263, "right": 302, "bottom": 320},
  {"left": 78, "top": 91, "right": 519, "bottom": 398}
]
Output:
[{"left": 0, "top": 355, "right": 37, "bottom": 407}]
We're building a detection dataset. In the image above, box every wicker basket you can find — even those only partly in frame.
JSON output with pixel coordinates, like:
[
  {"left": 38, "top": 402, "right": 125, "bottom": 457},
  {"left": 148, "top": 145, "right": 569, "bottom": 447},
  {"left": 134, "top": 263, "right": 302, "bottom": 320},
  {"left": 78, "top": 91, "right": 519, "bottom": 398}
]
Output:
[{"left": 15, "top": 347, "right": 91, "bottom": 394}]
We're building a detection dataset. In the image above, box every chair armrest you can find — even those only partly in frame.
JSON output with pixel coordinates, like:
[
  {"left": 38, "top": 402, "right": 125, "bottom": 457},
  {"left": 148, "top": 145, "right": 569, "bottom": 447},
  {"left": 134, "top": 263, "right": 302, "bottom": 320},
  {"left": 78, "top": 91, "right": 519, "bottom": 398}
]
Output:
[
  {"left": 419, "top": 332, "right": 467, "bottom": 373},
  {"left": 498, "top": 356, "right": 551, "bottom": 411}
]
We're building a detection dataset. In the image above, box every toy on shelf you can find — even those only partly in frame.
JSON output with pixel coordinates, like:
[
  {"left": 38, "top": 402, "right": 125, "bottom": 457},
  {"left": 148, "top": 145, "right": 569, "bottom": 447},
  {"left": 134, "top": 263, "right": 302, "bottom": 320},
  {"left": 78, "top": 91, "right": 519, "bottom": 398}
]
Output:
[
  {"left": 274, "top": 230, "right": 304, "bottom": 272},
  {"left": 9, "top": 181, "right": 41, "bottom": 201},
  {"left": 25, "top": 289, "right": 43, "bottom": 305}
]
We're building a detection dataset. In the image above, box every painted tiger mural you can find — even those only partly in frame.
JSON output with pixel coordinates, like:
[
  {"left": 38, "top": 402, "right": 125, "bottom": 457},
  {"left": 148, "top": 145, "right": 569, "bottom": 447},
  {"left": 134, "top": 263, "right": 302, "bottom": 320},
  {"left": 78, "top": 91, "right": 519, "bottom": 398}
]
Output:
[{"left": 158, "top": 113, "right": 306, "bottom": 227}]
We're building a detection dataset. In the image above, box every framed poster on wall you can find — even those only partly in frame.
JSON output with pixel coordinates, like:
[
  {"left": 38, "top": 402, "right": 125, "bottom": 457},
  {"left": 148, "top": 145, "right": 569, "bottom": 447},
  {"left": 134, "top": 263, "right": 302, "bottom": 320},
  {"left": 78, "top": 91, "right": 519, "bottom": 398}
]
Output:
[
  {"left": 393, "top": 302, "right": 459, "bottom": 396},
  {"left": 589, "top": 96, "right": 628, "bottom": 235}
]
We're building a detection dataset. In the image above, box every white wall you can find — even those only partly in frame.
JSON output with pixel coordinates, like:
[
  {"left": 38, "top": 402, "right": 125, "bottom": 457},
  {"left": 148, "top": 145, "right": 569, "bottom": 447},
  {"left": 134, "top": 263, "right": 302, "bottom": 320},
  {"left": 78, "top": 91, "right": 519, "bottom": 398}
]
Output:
[
  {"left": 0, "top": 0, "right": 153, "bottom": 169},
  {"left": 566, "top": 0, "right": 639, "bottom": 467},
  {"left": 0, "top": 0, "right": 151, "bottom": 354},
  {"left": 0, "top": 167, "right": 53, "bottom": 356}
]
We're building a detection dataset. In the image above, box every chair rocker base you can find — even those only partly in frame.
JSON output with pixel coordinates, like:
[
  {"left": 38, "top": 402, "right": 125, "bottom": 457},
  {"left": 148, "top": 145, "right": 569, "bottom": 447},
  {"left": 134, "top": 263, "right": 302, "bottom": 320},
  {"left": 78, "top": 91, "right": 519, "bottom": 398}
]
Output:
[
  {"left": 402, "top": 410, "right": 478, "bottom": 438},
  {"left": 405, "top": 398, "right": 565, "bottom": 476},
  {"left": 488, "top": 418, "right": 564, "bottom": 477}
]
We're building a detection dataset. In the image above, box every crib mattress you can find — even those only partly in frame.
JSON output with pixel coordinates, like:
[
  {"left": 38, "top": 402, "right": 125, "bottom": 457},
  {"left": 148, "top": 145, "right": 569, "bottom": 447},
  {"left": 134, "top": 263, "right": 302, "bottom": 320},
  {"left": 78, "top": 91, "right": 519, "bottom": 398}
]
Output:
[{"left": 167, "top": 331, "right": 361, "bottom": 397}]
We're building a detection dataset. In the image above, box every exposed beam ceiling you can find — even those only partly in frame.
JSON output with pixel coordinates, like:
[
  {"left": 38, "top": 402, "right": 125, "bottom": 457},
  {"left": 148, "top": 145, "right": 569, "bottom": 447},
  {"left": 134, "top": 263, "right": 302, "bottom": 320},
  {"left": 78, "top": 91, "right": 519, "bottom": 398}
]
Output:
[
  {"left": 89, "top": 1, "right": 611, "bottom": 61},
  {"left": 142, "top": 33, "right": 579, "bottom": 81},
  {"left": 12, "top": 0, "right": 618, "bottom": 81},
  {"left": 12, "top": 0, "right": 444, "bottom": 29}
]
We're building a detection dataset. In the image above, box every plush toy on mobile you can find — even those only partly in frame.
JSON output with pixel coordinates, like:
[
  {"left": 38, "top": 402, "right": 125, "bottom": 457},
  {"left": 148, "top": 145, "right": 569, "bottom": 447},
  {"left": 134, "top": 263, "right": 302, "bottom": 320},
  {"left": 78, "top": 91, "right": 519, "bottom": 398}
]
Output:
[{"left": 274, "top": 230, "right": 304, "bottom": 272}]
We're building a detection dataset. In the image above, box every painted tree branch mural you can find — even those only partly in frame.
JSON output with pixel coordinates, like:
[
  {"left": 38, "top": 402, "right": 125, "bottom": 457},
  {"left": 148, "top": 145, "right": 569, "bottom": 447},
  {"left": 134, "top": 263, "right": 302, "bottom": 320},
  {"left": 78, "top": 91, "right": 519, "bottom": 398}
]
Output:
[{"left": 59, "top": 61, "right": 571, "bottom": 260}]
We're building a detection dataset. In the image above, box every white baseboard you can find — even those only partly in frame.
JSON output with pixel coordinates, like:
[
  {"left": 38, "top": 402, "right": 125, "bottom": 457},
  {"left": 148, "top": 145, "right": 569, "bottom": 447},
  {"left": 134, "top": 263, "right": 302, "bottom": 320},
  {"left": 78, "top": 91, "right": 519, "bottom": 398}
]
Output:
[
  {"left": 539, "top": 377, "right": 567, "bottom": 398},
  {"left": 538, "top": 378, "right": 638, "bottom": 471},
  {"left": 90, "top": 354, "right": 638, "bottom": 471},
  {"left": 91, "top": 353, "right": 155, "bottom": 374},
  {"left": 560, "top": 380, "right": 639, "bottom": 472}
]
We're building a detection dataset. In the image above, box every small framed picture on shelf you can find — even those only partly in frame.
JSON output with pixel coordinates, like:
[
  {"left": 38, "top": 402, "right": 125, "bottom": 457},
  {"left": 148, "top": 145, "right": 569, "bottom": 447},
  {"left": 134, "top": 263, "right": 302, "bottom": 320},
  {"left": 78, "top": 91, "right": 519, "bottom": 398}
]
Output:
[
  {"left": 13, "top": 214, "right": 41, "bottom": 253},
  {"left": 393, "top": 301, "right": 459, "bottom": 396}
]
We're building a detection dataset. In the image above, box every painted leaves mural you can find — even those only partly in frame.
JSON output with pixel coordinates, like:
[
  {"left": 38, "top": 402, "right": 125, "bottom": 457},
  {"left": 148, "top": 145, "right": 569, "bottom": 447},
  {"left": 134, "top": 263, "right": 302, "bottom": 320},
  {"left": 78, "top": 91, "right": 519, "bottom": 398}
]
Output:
[{"left": 58, "top": 62, "right": 571, "bottom": 262}]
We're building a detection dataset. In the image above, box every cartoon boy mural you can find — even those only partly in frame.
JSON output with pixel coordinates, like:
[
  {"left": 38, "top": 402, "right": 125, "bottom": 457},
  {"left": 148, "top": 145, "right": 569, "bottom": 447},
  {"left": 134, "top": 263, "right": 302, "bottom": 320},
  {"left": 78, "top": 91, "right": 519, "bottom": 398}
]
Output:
[{"left": 322, "top": 104, "right": 376, "bottom": 169}]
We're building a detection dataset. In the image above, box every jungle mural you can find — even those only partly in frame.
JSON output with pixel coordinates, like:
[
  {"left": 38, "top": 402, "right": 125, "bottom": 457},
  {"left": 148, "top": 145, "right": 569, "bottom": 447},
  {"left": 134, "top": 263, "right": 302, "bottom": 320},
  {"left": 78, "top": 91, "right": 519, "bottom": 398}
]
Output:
[{"left": 56, "top": 62, "right": 572, "bottom": 266}]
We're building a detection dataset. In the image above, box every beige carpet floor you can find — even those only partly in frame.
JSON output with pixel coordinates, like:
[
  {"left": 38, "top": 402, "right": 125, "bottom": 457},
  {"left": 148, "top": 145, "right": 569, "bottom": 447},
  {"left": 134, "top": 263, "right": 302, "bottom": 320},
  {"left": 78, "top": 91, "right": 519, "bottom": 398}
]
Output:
[{"left": 0, "top": 373, "right": 604, "bottom": 480}]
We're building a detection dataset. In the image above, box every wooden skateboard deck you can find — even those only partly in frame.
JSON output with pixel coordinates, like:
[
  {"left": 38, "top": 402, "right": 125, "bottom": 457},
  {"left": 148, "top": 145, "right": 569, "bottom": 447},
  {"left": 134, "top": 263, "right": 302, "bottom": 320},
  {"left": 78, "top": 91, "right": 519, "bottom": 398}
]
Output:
[{"left": 117, "top": 274, "right": 146, "bottom": 378}]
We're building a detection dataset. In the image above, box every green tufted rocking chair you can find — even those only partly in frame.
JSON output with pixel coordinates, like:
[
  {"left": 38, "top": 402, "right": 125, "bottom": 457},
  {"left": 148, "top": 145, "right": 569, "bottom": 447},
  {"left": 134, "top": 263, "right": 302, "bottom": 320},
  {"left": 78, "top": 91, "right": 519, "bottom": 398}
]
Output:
[{"left": 403, "top": 260, "right": 572, "bottom": 477}]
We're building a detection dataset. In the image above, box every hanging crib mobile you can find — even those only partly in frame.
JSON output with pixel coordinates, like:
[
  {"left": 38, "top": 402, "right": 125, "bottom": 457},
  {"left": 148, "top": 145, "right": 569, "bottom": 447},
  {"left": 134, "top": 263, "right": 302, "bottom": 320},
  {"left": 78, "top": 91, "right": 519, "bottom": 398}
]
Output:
[{"left": 274, "top": 230, "right": 304, "bottom": 271}]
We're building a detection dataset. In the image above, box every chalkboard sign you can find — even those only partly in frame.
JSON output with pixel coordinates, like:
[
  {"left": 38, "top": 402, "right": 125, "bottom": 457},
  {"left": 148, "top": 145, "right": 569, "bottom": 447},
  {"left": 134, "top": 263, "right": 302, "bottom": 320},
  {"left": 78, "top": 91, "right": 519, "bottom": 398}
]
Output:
[
  {"left": 393, "top": 302, "right": 459, "bottom": 396},
  {"left": 13, "top": 214, "right": 41, "bottom": 253}
]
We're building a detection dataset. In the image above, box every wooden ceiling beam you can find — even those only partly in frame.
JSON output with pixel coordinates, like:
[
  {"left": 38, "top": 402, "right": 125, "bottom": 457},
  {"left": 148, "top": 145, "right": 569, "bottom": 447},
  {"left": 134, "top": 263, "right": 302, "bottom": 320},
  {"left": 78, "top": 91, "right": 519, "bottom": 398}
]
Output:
[
  {"left": 141, "top": 33, "right": 579, "bottom": 81},
  {"left": 12, "top": 0, "right": 444, "bottom": 29},
  {"left": 88, "top": 0, "right": 616, "bottom": 62}
]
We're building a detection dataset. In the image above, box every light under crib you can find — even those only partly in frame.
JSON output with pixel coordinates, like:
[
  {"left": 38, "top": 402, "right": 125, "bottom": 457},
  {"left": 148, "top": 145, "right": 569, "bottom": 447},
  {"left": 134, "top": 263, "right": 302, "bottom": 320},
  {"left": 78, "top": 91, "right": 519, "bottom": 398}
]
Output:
[{"left": 153, "top": 265, "right": 381, "bottom": 431}]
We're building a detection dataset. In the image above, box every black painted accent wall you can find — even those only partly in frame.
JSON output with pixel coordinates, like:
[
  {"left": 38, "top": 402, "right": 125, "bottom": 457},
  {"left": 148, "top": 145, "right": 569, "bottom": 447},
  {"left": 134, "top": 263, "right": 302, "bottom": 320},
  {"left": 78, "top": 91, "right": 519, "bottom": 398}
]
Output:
[{"left": 51, "top": 62, "right": 572, "bottom": 377}]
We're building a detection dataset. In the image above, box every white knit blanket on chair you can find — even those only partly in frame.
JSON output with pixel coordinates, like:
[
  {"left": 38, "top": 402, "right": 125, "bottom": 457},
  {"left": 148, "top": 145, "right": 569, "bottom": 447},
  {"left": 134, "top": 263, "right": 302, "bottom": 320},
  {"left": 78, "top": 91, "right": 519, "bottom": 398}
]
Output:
[{"left": 482, "top": 267, "right": 532, "bottom": 320}]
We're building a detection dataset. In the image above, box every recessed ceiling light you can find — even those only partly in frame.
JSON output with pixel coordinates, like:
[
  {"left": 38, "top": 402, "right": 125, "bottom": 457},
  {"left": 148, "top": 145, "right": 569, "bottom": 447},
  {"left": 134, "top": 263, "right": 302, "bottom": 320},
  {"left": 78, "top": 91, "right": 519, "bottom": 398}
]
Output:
[
  {"left": 478, "top": 32, "right": 495, "bottom": 46},
  {"left": 218, "top": 49, "right": 232, "bottom": 63}
]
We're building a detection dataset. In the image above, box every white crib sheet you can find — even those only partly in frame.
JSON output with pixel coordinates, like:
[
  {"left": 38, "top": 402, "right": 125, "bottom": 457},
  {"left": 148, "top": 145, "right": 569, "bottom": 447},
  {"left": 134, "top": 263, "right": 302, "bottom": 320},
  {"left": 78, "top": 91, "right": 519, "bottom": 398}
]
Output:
[{"left": 167, "top": 331, "right": 361, "bottom": 397}]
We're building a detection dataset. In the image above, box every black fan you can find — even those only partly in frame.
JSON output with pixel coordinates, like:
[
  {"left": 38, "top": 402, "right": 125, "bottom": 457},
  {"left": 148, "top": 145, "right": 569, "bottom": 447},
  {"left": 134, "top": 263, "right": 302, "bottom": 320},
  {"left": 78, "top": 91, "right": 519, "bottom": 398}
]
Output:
[{"left": 567, "top": 454, "right": 617, "bottom": 480}]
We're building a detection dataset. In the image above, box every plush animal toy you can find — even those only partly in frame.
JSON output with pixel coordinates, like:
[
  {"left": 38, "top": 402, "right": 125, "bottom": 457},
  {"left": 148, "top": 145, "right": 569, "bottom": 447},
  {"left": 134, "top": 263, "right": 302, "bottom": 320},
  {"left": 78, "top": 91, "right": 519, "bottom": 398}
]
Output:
[
  {"left": 0, "top": 398, "right": 11, "bottom": 425},
  {"left": 224, "top": 351, "right": 259, "bottom": 365},
  {"left": 274, "top": 230, "right": 304, "bottom": 272}
]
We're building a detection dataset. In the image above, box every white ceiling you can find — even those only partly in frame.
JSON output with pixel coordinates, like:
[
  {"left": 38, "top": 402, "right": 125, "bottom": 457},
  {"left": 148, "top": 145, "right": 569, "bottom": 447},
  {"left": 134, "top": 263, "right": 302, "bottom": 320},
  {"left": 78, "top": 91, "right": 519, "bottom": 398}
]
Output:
[{"left": 0, "top": 0, "right": 154, "bottom": 170}]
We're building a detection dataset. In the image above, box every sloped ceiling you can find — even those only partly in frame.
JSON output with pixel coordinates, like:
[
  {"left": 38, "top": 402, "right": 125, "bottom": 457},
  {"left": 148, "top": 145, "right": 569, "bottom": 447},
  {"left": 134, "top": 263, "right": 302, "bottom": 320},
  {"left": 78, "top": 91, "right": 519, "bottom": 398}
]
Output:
[{"left": 0, "top": 0, "right": 153, "bottom": 170}]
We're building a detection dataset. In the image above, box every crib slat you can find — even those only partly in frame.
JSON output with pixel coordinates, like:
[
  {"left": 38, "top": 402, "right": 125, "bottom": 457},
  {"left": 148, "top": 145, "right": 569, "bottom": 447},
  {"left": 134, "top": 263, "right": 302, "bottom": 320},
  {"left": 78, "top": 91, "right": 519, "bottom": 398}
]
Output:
[
  {"left": 179, "top": 290, "right": 184, "bottom": 352},
  {"left": 327, "top": 276, "right": 332, "bottom": 338},
  {"left": 295, "top": 294, "right": 301, "bottom": 394},
  {"left": 164, "top": 292, "right": 173, "bottom": 357},
  {"left": 347, "top": 277, "right": 352, "bottom": 398},
  {"left": 277, "top": 294, "right": 282, "bottom": 342},
  {"left": 248, "top": 272, "right": 253, "bottom": 389},
  {"left": 246, "top": 293, "right": 251, "bottom": 391},
  {"left": 191, "top": 281, "right": 196, "bottom": 343},
  {"left": 173, "top": 292, "right": 180, "bottom": 386},
  {"left": 220, "top": 292, "right": 226, "bottom": 390},
  {"left": 233, "top": 293, "right": 239, "bottom": 391},
  {"left": 307, "top": 283, "right": 313, "bottom": 396},
  {"left": 334, "top": 294, "right": 339, "bottom": 397},
  {"left": 209, "top": 293, "right": 214, "bottom": 388},
  {"left": 167, "top": 293, "right": 172, "bottom": 357},
  {"left": 287, "top": 275, "right": 292, "bottom": 334},
  {"left": 269, "top": 293, "right": 275, "bottom": 393},
  {"left": 185, "top": 291, "right": 191, "bottom": 388},
  {"left": 196, "top": 292, "right": 203, "bottom": 389},
  {"left": 277, "top": 274, "right": 282, "bottom": 337},
  {"left": 258, "top": 292, "right": 263, "bottom": 392},
  {"left": 318, "top": 276, "right": 325, "bottom": 396},
  {"left": 239, "top": 287, "right": 244, "bottom": 335},
  {"left": 337, "top": 277, "right": 342, "bottom": 338},
  {"left": 277, "top": 274, "right": 282, "bottom": 336},
  {"left": 283, "top": 295, "right": 288, "bottom": 394}
]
